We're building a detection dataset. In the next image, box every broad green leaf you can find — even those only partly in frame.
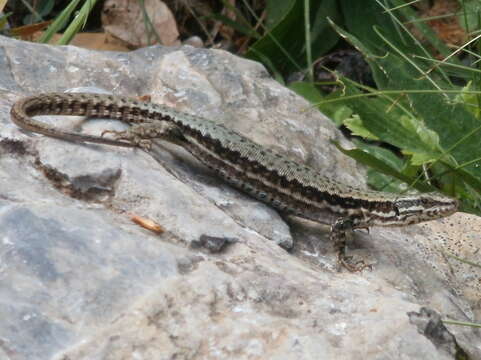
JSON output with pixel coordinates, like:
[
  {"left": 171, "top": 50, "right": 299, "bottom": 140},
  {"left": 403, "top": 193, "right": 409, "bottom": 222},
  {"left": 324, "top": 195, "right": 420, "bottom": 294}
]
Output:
[
  {"left": 333, "top": 81, "right": 442, "bottom": 161},
  {"left": 328, "top": 17, "right": 481, "bottom": 197},
  {"left": 352, "top": 139, "right": 404, "bottom": 171},
  {"left": 458, "top": 0, "right": 481, "bottom": 32},
  {"left": 327, "top": 105, "right": 353, "bottom": 127},
  {"left": 333, "top": 142, "right": 433, "bottom": 193},
  {"left": 367, "top": 170, "right": 406, "bottom": 193},
  {"left": 399, "top": 115, "right": 439, "bottom": 151},
  {"left": 288, "top": 81, "right": 323, "bottom": 104},
  {"left": 266, "top": 0, "right": 295, "bottom": 30},
  {"left": 351, "top": 139, "right": 409, "bottom": 192},
  {"left": 456, "top": 81, "right": 481, "bottom": 118},
  {"left": 308, "top": 0, "right": 341, "bottom": 59},
  {"left": 344, "top": 115, "right": 378, "bottom": 140},
  {"left": 397, "top": 115, "right": 441, "bottom": 165}
]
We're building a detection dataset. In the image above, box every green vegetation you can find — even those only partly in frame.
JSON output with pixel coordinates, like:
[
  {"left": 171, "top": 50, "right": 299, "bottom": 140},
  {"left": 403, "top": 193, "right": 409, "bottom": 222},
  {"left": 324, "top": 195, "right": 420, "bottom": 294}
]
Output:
[{"left": 225, "top": 0, "right": 481, "bottom": 216}]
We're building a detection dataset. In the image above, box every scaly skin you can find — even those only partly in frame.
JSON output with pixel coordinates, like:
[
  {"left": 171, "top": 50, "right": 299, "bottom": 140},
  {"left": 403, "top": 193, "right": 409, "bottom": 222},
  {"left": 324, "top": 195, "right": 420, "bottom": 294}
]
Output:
[{"left": 11, "top": 92, "right": 459, "bottom": 270}]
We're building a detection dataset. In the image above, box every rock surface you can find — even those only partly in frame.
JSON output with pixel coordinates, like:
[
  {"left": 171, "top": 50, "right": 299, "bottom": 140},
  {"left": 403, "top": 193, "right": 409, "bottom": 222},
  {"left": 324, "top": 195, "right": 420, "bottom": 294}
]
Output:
[{"left": 0, "top": 35, "right": 480, "bottom": 359}]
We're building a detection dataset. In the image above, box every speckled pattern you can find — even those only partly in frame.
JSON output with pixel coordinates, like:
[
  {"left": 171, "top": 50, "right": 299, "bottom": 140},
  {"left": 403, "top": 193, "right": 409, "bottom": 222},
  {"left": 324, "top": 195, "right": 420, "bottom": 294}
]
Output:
[{"left": 419, "top": 212, "right": 481, "bottom": 317}]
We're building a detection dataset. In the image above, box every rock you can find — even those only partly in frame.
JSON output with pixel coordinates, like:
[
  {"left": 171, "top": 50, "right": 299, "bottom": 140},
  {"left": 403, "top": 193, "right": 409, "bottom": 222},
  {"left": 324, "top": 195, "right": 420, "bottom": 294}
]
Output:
[
  {"left": 408, "top": 307, "right": 469, "bottom": 359},
  {"left": 0, "top": 35, "right": 480, "bottom": 359}
]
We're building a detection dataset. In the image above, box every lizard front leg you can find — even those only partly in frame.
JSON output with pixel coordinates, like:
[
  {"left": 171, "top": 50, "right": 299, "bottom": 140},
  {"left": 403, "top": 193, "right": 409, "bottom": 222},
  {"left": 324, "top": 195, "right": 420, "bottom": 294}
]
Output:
[{"left": 330, "top": 218, "right": 372, "bottom": 272}]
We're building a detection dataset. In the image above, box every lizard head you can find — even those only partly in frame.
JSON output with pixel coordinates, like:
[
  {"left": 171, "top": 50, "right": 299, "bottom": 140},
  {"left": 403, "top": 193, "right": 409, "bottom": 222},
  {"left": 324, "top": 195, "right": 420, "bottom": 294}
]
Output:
[{"left": 392, "top": 192, "right": 458, "bottom": 225}]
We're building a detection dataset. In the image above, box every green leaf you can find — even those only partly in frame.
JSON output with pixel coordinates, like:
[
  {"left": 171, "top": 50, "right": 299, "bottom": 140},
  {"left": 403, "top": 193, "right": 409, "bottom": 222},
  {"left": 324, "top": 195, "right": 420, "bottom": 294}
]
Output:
[
  {"left": 308, "top": 0, "right": 341, "bottom": 59},
  {"left": 333, "top": 142, "right": 433, "bottom": 193},
  {"left": 266, "top": 0, "right": 295, "bottom": 30},
  {"left": 288, "top": 81, "right": 323, "bottom": 103},
  {"left": 327, "top": 105, "right": 353, "bottom": 127},
  {"left": 56, "top": 0, "right": 98, "bottom": 45},
  {"left": 332, "top": 81, "right": 442, "bottom": 161},
  {"left": 353, "top": 139, "right": 403, "bottom": 171},
  {"left": 458, "top": 0, "right": 481, "bottom": 32},
  {"left": 318, "top": 90, "right": 354, "bottom": 126},
  {"left": 367, "top": 170, "right": 406, "bottom": 193},
  {"left": 23, "top": 0, "right": 55, "bottom": 24},
  {"left": 38, "top": 0, "right": 82, "bottom": 43},
  {"left": 397, "top": 115, "right": 440, "bottom": 164},
  {"left": 351, "top": 140, "right": 426, "bottom": 193},
  {"left": 344, "top": 115, "right": 378, "bottom": 140},
  {"left": 456, "top": 81, "right": 481, "bottom": 118},
  {"left": 328, "top": 18, "right": 481, "bottom": 198},
  {"left": 38, "top": 0, "right": 54, "bottom": 16}
]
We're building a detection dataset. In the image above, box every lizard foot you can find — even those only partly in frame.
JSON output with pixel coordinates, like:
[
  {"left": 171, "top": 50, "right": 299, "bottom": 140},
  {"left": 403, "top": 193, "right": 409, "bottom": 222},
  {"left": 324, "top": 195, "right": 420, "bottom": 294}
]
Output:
[
  {"left": 330, "top": 218, "right": 373, "bottom": 272},
  {"left": 337, "top": 251, "right": 373, "bottom": 272},
  {"left": 101, "top": 127, "right": 153, "bottom": 150}
]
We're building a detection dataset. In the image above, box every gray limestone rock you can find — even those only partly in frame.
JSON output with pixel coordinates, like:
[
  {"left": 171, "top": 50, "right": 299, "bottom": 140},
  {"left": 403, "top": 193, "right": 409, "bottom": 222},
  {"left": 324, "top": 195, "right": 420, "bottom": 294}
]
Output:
[{"left": 0, "top": 35, "right": 480, "bottom": 359}]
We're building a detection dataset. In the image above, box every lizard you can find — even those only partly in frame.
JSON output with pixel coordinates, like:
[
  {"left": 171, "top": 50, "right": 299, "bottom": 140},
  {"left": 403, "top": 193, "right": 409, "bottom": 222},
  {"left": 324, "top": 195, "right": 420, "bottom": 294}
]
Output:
[{"left": 10, "top": 92, "right": 459, "bottom": 270}]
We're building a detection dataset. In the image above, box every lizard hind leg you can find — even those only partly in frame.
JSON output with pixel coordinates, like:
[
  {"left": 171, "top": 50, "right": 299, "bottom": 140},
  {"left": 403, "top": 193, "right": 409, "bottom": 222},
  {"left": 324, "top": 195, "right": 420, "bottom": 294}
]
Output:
[{"left": 101, "top": 122, "right": 184, "bottom": 150}]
